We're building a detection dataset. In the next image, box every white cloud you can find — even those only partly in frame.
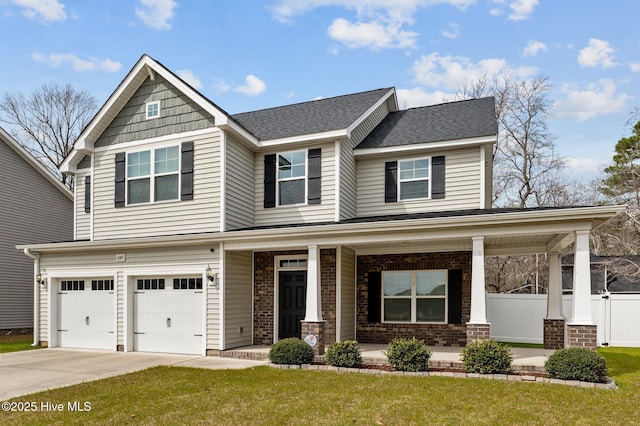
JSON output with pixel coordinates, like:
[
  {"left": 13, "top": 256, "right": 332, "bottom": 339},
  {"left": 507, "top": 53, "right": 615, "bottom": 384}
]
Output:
[
  {"left": 270, "top": 1, "right": 476, "bottom": 50},
  {"left": 523, "top": 40, "right": 546, "bottom": 57},
  {"left": 9, "top": 0, "right": 66, "bottom": 23},
  {"left": 565, "top": 157, "right": 604, "bottom": 176},
  {"left": 32, "top": 52, "right": 121, "bottom": 72},
  {"left": 630, "top": 63, "right": 640, "bottom": 72},
  {"left": 410, "top": 52, "right": 536, "bottom": 90},
  {"left": 441, "top": 22, "right": 460, "bottom": 39},
  {"left": 135, "top": 0, "right": 178, "bottom": 30},
  {"left": 507, "top": 0, "right": 538, "bottom": 21},
  {"left": 327, "top": 17, "right": 417, "bottom": 50},
  {"left": 396, "top": 87, "right": 453, "bottom": 108},
  {"left": 553, "top": 79, "right": 629, "bottom": 121},
  {"left": 578, "top": 38, "right": 617, "bottom": 68},
  {"left": 233, "top": 75, "right": 266, "bottom": 97},
  {"left": 177, "top": 70, "right": 202, "bottom": 90}
]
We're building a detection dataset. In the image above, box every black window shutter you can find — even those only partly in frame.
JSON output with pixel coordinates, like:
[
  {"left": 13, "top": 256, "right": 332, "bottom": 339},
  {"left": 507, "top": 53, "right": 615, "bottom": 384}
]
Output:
[
  {"left": 181, "top": 141, "right": 194, "bottom": 201},
  {"left": 114, "top": 152, "right": 125, "bottom": 208},
  {"left": 432, "top": 155, "right": 445, "bottom": 199},
  {"left": 264, "top": 154, "right": 276, "bottom": 208},
  {"left": 307, "top": 148, "right": 321, "bottom": 204},
  {"left": 384, "top": 161, "right": 397, "bottom": 203},
  {"left": 448, "top": 269, "right": 463, "bottom": 324},
  {"left": 367, "top": 271, "right": 382, "bottom": 323},
  {"left": 84, "top": 175, "right": 91, "bottom": 213}
]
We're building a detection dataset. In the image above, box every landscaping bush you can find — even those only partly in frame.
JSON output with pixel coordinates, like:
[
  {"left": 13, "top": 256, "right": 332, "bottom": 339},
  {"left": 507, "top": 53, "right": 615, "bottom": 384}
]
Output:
[
  {"left": 461, "top": 339, "right": 513, "bottom": 374},
  {"left": 385, "top": 337, "right": 432, "bottom": 372},
  {"left": 325, "top": 340, "right": 362, "bottom": 368},
  {"left": 269, "top": 338, "right": 315, "bottom": 365},
  {"left": 545, "top": 348, "right": 608, "bottom": 383}
]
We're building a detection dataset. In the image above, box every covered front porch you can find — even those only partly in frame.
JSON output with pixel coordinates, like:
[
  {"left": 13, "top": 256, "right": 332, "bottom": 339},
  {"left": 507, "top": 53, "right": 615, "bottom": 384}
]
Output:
[
  {"left": 217, "top": 343, "right": 554, "bottom": 373},
  {"left": 219, "top": 206, "right": 624, "bottom": 354}
]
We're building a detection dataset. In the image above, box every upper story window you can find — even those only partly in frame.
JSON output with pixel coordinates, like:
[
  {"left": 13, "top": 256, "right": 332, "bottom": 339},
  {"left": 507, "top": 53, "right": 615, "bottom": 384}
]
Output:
[
  {"left": 383, "top": 270, "right": 447, "bottom": 323},
  {"left": 146, "top": 101, "right": 160, "bottom": 119},
  {"left": 399, "top": 158, "right": 430, "bottom": 200},
  {"left": 278, "top": 150, "right": 306, "bottom": 205},
  {"left": 127, "top": 146, "right": 179, "bottom": 204}
]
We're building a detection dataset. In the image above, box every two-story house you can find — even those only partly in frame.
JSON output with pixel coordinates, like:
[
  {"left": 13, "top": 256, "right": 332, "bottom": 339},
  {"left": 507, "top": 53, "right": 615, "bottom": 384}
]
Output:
[
  {"left": 18, "top": 55, "right": 623, "bottom": 355},
  {"left": 1, "top": 126, "right": 73, "bottom": 335}
]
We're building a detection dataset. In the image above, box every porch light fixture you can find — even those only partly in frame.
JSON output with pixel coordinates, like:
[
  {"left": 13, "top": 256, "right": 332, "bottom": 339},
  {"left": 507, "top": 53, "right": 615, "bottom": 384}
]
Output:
[
  {"left": 206, "top": 265, "right": 218, "bottom": 288},
  {"left": 36, "top": 274, "right": 46, "bottom": 289}
]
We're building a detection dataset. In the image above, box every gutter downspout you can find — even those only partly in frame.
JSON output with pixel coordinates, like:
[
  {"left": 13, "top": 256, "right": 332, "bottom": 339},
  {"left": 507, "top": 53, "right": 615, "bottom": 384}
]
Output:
[{"left": 23, "top": 248, "right": 40, "bottom": 347}]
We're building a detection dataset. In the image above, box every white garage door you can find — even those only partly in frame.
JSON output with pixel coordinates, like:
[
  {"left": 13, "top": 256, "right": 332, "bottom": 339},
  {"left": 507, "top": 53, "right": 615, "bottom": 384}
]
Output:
[
  {"left": 58, "top": 279, "right": 115, "bottom": 350},
  {"left": 133, "top": 277, "right": 203, "bottom": 355}
]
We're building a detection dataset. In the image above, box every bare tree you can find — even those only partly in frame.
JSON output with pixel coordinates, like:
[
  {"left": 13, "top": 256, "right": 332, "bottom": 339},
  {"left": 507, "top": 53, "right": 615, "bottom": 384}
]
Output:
[{"left": 0, "top": 83, "right": 97, "bottom": 188}]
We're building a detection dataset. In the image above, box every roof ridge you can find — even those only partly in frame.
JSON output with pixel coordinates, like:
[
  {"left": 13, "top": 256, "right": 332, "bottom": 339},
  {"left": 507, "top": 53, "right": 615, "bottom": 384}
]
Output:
[{"left": 400, "top": 96, "right": 495, "bottom": 112}]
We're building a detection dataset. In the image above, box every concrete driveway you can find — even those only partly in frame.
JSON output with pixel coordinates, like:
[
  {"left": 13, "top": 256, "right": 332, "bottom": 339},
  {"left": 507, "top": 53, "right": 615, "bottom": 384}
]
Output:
[{"left": 0, "top": 348, "right": 266, "bottom": 401}]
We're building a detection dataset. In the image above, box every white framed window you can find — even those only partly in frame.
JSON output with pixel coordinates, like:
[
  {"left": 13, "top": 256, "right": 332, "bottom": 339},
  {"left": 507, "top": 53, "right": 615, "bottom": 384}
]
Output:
[
  {"left": 146, "top": 101, "right": 160, "bottom": 119},
  {"left": 277, "top": 150, "right": 306, "bottom": 205},
  {"left": 382, "top": 270, "right": 447, "bottom": 323},
  {"left": 127, "top": 146, "right": 179, "bottom": 204},
  {"left": 399, "top": 158, "right": 430, "bottom": 200}
]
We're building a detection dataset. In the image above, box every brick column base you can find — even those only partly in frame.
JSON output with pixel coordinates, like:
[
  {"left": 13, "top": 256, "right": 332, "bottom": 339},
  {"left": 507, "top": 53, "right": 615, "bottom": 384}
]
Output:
[
  {"left": 466, "top": 323, "right": 490, "bottom": 345},
  {"left": 543, "top": 319, "right": 565, "bottom": 349},
  {"left": 567, "top": 324, "right": 597, "bottom": 350},
  {"left": 301, "top": 321, "right": 326, "bottom": 355}
]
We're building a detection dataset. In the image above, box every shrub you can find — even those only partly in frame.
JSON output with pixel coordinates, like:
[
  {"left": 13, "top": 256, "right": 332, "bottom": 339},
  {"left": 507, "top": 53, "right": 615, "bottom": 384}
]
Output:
[
  {"left": 325, "top": 340, "right": 362, "bottom": 368},
  {"left": 461, "top": 339, "right": 513, "bottom": 374},
  {"left": 545, "top": 348, "right": 608, "bottom": 383},
  {"left": 385, "top": 337, "right": 432, "bottom": 372},
  {"left": 269, "top": 338, "right": 315, "bottom": 365}
]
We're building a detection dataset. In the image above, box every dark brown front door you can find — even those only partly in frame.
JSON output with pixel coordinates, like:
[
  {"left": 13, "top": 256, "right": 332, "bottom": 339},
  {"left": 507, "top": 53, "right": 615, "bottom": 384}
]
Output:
[{"left": 278, "top": 270, "right": 307, "bottom": 339}]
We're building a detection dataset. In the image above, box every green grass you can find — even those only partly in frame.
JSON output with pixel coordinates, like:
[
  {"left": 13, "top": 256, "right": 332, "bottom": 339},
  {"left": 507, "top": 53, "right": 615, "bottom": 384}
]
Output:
[
  {"left": 3, "top": 348, "right": 640, "bottom": 425},
  {"left": 498, "top": 341, "right": 544, "bottom": 349},
  {"left": 0, "top": 334, "right": 40, "bottom": 354}
]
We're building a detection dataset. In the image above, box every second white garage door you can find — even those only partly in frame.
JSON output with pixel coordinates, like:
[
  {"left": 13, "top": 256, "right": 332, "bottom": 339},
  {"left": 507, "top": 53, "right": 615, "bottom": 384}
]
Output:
[{"left": 133, "top": 277, "right": 203, "bottom": 355}]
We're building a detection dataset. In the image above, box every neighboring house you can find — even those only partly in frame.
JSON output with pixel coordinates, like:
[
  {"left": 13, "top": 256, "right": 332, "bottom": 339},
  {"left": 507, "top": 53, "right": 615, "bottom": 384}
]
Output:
[
  {"left": 1, "top": 127, "right": 73, "bottom": 333},
  {"left": 562, "top": 254, "right": 640, "bottom": 294},
  {"left": 18, "top": 55, "right": 624, "bottom": 354}
]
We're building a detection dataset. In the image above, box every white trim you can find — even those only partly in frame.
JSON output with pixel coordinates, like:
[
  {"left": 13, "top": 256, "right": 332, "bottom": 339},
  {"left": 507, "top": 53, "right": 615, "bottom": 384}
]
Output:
[
  {"left": 469, "top": 236, "right": 488, "bottom": 324},
  {"left": 398, "top": 157, "right": 432, "bottom": 201},
  {"left": 220, "top": 132, "right": 227, "bottom": 232},
  {"left": 345, "top": 88, "right": 396, "bottom": 139},
  {"left": 125, "top": 144, "right": 181, "bottom": 206},
  {"left": 145, "top": 101, "right": 161, "bottom": 120},
  {"left": 73, "top": 176, "right": 77, "bottom": 240},
  {"left": 90, "top": 155, "right": 95, "bottom": 241},
  {"left": 354, "top": 136, "right": 496, "bottom": 157},
  {"left": 381, "top": 269, "right": 448, "bottom": 324},
  {"left": 335, "top": 246, "right": 342, "bottom": 341},
  {"left": 479, "top": 145, "right": 486, "bottom": 209},
  {"left": 93, "top": 128, "right": 216, "bottom": 153},
  {"left": 276, "top": 148, "right": 308, "bottom": 207},
  {"left": 258, "top": 130, "right": 347, "bottom": 149},
  {"left": 334, "top": 140, "right": 341, "bottom": 222},
  {"left": 218, "top": 243, "right": 225, "bottom": 351}
]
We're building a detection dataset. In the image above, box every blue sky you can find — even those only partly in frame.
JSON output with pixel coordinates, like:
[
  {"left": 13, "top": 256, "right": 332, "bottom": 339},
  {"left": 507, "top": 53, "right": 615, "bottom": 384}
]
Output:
[{"left": 1, "top": 0, "right": 638, "bottom": 181}]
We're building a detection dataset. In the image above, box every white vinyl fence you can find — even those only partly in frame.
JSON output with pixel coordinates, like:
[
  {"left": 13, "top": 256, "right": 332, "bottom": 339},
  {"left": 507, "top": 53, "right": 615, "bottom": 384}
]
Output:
[{"left": 487, "top": 293, "right": 640, "bottom": 347}]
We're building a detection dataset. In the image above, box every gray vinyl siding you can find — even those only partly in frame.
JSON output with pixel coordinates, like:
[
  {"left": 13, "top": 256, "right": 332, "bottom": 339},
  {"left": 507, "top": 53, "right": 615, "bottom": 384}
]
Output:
[
  {"left": 224, "top": 251, "right": 253, "bottom": 349},
  {"left": 356, "top": 147, "right": 483, "bottom": 216},
  {"left": 75, "top": 170, "right": 91, "bottom": 240},
  {"left": 339, "top": 246, "right": 356, "bottom": 341},
  {"left": 94, "top": 75, "right": 216, "bottom": 148},
  {"left": 0, "top": 139, "right": 72, "bottom": 330},
  {"left": 225, "top": 135, "right": 255, "bottom": 230},
  {"left": 91, "top": 130, "right": 220, "bottom": 240},
  {"left": 254, "top": 142, "right": 336, "bottom": 226},
  {"left": 38, "top": 244, "right": 220, "bottom": 350},
  {"left": 340, "top": 100, "right": 389, "bottom": 221}
]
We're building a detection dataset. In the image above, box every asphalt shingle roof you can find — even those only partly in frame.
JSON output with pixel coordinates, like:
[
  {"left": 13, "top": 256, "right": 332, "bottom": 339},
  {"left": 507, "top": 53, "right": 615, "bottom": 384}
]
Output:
[
  {"left": 355, "top": 96, "right": 497, "bottom": 149},
  {"left": 231, "top": 88, "right": 393, "bottom": 140}
]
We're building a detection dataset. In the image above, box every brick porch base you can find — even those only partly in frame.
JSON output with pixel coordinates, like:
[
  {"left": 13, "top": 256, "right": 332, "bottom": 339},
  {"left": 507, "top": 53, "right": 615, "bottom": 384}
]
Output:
[
  {"left": 543, "top": 319, "right": 565, "bottom": 349},
  {"left": 301, "top": 321, "right": 326, "bottom": 355},
  {"left": 466, "top": 323, "right": 490, "bottom": 344},
  {"left": 567, "top": 324, "right": 597, "bottom": 350}
]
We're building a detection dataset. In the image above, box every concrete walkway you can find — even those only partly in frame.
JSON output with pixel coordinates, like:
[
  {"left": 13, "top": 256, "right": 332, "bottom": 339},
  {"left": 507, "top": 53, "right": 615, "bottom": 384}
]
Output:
[{"left": 0, "top": 348, "right": 267, "bottom": 401}]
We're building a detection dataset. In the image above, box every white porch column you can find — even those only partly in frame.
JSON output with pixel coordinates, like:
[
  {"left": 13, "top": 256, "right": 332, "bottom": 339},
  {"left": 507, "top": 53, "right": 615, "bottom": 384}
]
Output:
[
  {"left": 469, "top": 236, "right": 487, "bottom": 324},
  {"left": 546, "top": 253, "right": 564, "bottom": 320},
  {"left": 570, "top": 230, "right": 593, "bottom": 325},
  {"left": 304, "top": 245, "right": 323, "bottom": 322}
]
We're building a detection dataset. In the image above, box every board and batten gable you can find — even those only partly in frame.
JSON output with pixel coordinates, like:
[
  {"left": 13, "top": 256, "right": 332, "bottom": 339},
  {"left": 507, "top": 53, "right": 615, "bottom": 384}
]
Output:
[
  {"left": 356, "top": 146, "right": 485, "bottom": 216},
  {"left": 225, "top": 134, "right": 255, "bottom": 230},
  {"left": 90, "top": 130, "right": 221, "bottom": 240},
  {"left": 0, "top": 136, "right": 72, "bottom": 330},
  {"left": 254, "top": 142, "right": 336, "bottom": 226}
]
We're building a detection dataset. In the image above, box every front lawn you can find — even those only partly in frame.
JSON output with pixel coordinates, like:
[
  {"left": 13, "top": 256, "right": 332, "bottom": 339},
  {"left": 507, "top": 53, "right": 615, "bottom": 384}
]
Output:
[
  {"left": 3, "top": 348, "right": 639, "bottom": 425},
  {"left": 0, "top": 334, "right": 40, "bottom": 354}
]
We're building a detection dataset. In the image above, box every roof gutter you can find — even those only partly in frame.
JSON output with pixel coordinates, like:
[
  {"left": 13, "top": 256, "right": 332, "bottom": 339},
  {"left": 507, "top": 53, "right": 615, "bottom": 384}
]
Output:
[{"left": 22, "top": 248, "right": 40, "bottom": 347}]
